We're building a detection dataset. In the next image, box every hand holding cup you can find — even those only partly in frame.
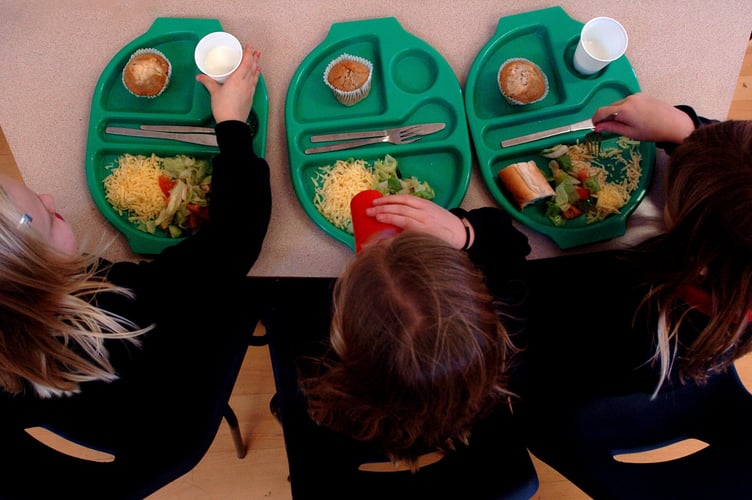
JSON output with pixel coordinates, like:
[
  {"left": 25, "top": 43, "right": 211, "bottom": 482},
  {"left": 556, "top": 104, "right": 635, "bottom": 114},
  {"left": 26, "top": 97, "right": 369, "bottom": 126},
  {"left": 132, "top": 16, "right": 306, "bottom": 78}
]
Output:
[{"left": 195, "top": 32, "right": 243, "bottom": 83}]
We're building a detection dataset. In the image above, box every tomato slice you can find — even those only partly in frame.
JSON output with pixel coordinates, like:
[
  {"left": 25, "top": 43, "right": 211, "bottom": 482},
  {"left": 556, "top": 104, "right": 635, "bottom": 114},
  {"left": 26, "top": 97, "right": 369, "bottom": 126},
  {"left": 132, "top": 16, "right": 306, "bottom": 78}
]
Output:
[
  {"left": 158, "top": 175, "right": 176, "bottom": 197},
  {"left": 562, "top": 204, "right": 584, "bottom": 219},
  {"left": 187, "top": 204, "right": 209, "bottom": 220},
  {"left": 575, "top": 186, "right": 590, "bottom": 200}
]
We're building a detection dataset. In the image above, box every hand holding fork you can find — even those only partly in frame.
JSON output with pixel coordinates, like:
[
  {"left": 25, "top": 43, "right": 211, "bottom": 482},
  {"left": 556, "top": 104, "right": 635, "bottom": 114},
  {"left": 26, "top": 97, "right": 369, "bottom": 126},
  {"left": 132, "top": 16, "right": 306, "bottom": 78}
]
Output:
[{"left": 583, "top": 112, "right": 619, "bottom": 155}]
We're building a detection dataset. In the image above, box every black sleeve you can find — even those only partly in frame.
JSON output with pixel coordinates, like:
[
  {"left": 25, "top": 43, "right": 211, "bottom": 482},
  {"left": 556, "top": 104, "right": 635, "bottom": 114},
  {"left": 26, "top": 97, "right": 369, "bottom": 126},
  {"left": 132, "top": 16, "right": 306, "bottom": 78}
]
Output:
[
  {"left": 450, "top": 206, "right": 531, "bottom": 274},
  {"left": 450, "top": 207, "right": 531, "bottom": 337},
  {"left": 657, "top": 105, "right": 719, "bottom": 155}
]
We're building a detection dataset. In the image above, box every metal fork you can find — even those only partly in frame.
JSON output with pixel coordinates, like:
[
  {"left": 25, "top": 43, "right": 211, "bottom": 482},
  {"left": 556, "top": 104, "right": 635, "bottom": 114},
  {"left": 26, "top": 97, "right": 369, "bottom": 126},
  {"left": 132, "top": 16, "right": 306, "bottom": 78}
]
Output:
[
  {"left": 304, "top": 126, "right": 421, "bottom": 154},
  {"left": 583, "top": 112, "right": 619, "bottom": 156}
]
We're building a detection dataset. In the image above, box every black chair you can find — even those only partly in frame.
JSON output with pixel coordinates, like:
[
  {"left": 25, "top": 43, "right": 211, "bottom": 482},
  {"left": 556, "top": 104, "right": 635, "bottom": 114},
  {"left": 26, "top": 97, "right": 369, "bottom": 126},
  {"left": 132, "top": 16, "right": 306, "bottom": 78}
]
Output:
[
  {"left": 520, "top": 252, "right": 752, "bottom": 499},
  {"left": 0, "top": 304, "right": 261, "bottom": 499},
  {"left": 520, "top": 364, "right": 752, "bottom": 500},
  {"left": 257, "top": 277, "right": 539, "bottom": 500}
]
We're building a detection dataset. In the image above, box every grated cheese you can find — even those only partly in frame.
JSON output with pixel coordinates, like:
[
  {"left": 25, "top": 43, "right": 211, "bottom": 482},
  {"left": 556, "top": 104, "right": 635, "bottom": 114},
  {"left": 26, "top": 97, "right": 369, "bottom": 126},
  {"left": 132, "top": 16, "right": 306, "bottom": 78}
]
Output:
[
  {"left": 593, "top": 183, "right": 630, "bottom": 220},
  {"left": 104, "top": 153, "right": 166, "bottom": 222},
  {"left": 568, "top": 138, "right": 643, "bottom": 223},
  {"left": 312, "top": 159, "right": 376, "bottom": 233}
]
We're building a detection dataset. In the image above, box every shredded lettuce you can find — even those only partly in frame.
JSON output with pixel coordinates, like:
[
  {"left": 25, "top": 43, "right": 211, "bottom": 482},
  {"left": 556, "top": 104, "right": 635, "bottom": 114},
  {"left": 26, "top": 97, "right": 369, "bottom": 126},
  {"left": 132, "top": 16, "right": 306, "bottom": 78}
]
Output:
[
  {"left": 138, "top": 155, "right": 211, "bottom": 237},
  {"left": 372, "top": 154, "right": 435, "bottom": 200}
]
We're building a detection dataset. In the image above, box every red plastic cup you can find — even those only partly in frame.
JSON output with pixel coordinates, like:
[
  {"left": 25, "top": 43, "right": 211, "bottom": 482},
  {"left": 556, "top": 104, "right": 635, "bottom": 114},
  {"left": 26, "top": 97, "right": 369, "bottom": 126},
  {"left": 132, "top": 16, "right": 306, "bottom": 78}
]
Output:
[{"left": 350, "top": 190, "right": 402, "bottom": 253}]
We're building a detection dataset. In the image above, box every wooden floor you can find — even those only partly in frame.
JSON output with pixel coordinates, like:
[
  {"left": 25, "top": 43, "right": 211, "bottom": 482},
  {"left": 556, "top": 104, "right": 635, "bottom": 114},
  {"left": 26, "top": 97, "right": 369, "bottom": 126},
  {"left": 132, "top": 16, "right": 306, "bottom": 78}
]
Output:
[
  {"left": 729, "top": 35, "right": 752, "bottom": 120},
  {"left": 0, "top": 37, "right": 750, "bottom": 500}
]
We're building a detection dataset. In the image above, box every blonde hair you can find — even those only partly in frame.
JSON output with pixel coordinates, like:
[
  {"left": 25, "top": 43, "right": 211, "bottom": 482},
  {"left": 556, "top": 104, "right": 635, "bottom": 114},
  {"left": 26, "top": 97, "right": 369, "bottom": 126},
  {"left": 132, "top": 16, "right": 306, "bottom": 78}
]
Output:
[
  {"left": 638, "top": 120, "right": 752, "bottom": 395},
  {"left": 0, "top": 185, "right": 151, "bottom": 398},
  {"left": 301, "top": 231, "right": 519, "bottom": 471}
]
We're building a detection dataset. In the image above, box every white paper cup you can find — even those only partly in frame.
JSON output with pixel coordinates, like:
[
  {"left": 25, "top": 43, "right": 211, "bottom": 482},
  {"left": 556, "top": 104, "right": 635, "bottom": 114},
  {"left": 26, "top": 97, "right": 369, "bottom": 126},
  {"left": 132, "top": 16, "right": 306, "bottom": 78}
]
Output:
[
  {"left": 194, "top": 32, "right": 243, "bottom": 83},
  {"left": 573, "top": 17, "right": 628, "bottom": 75}
]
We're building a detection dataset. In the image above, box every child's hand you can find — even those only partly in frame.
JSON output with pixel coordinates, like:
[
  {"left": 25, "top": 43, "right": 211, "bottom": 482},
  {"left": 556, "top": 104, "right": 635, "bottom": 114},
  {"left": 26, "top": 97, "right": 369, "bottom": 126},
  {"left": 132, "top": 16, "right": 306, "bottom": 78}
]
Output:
[
  {"left": 592, "top": 93, "right": 695, "bottom": 144},
  {"left": 197, "top": 45, "right": 261, "bottom": 124},
  {"left": 368, "top": 195, "right": 472, "bottom": 250}
]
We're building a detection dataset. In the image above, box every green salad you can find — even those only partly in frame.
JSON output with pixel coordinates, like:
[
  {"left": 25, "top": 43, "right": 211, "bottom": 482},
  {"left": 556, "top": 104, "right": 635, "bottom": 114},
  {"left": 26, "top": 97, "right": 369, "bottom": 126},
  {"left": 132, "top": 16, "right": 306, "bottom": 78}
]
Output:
[
  {"left": 372, "top": 154, "right": 435, "bottom": 199},
  {"left": 104, "top": 153, "right": 212, "bottom": 239},
  {"left": 312, "top": 154, "right": 435, "bottom": 234}
]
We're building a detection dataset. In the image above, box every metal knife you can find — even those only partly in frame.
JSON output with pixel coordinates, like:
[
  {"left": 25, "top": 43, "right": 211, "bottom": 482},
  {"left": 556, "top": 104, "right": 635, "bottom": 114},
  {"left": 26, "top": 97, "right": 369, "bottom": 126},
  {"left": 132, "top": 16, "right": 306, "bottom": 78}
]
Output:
[
  {"left": 310, "top": 122, "right": 445, "bottom": 143},
  {"left": 105, "top": 127, "right": 218, "bottom": 146},
  {"left": 500, "top": 118, "right": 594, "bottom": 148},
  {"left": 140, "top": 124, "right": 216, "bottom": 134}
]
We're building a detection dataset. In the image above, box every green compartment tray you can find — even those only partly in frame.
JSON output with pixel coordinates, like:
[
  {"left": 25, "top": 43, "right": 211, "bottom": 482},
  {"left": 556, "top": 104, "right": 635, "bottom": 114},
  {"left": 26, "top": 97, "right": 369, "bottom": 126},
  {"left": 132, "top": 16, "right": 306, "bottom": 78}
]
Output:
[
  {"left": 285, "top": 17, "right": 472, "bottom": 251},
  {"left": 465, "top": 6, "right": 656, "bottom": 249},
  {"left": 85, "top": 17, "right": 269, "bottom": 255}
]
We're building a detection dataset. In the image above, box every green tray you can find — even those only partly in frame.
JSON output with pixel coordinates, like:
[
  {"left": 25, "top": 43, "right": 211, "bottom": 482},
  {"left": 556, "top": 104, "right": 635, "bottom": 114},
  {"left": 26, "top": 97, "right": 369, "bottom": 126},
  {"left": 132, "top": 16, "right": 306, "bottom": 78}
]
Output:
[
  {"left": 285, "top": 17, "right": 472, "bottom": 251},
  {"left": 465, "top": 6, "right": 656, "bottom": 249},
  {"left": 85, "top": 17, "right": 269, "bottom": 255}
]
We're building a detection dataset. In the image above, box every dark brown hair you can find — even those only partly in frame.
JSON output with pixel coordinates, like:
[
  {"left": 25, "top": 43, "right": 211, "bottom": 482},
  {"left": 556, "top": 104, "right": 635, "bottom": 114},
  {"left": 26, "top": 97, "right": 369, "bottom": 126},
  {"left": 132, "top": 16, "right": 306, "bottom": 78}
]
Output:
[
  {"left": 301, "top": 231, "right": 518, "bottom": 470},
  {"left": 638, "top": 120, "right": 752, "bottom": 393}
]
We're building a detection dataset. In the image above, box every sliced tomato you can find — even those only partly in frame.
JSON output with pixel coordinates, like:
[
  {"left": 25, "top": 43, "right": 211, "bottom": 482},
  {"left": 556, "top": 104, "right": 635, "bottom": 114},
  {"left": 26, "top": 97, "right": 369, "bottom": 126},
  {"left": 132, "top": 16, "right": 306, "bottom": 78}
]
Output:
[
  {"left": 575, "top": 186, "right": 590, "bottom": 200},
  {"left": 575, "top": 169, "right": 589, "bottom": 182},
  {"left": 186, "top": 214, "right": 200, "bottom": 230},
  {"left": 158, "top": 175, "right": 177, "bottom": 197},
  {"left": 562, "top": 204, "right": 584, "bottom": 219},
  {"left": 184, "top": 205, "right": 209, "bottom": 231},
  {"left": 187, "top": 204, "right": 210, "bottom": 220}
]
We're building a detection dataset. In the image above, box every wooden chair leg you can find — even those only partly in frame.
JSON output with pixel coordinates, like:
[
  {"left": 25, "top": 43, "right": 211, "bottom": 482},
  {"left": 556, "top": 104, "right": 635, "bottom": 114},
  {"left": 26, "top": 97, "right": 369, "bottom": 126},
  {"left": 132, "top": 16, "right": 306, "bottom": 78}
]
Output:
[{"left": 224, "top": 404, "right": 246, "bottom": 459}]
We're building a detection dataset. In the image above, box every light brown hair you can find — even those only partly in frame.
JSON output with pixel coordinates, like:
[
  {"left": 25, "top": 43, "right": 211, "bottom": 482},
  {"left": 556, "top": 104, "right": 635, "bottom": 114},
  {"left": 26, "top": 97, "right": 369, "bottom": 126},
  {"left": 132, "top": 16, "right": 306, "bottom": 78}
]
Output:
[
  {"left": 0, "top": 185, "right": 150, "bottom": 398},
  {"left": 302, "top": 231, "right": 519, "bottom": 470},
  {"left": 639, "top": 120, "right": 752, "bottom": 394}
]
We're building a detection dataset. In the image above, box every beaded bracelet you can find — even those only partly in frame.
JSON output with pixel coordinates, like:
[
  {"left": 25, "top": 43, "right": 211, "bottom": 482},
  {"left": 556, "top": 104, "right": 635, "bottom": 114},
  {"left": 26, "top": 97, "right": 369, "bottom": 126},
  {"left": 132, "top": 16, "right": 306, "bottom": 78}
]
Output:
[{"left": 459, "top": 216, "right": 472, "bottom": 251}]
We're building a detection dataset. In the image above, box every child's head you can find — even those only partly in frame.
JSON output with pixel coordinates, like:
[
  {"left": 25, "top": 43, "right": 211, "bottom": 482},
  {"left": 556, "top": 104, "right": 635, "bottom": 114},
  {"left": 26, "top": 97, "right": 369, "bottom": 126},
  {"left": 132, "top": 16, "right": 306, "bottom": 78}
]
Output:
[
  {"left": 302, "top": 231, "right": 518, "bottom": 470},
  {"left": 0, "top": 174, "right": 78, "bottom": 256},
  {"left": 0, "top": 179, "right": 144, "bottom": 397},
  {"left": 647, "top": 120, "right": 752, "bottom": 390},
  {"left": 664, "top": 120, "right": 752, "bottom": 262}
]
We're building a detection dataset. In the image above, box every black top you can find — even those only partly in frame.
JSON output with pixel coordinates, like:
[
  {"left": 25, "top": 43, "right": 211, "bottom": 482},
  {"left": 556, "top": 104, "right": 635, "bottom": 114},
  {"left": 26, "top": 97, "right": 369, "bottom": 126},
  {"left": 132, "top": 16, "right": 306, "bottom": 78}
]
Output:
[
  {"left": 96, "top": 119, "right": 271, "bottom": 381},
  {"left": 0, "top": 119, "right": 271, "bottom": 498},
  {"left": 258, "top": 206, "right": 537, "bottom": 499},
  {"left": 522, "top": 106, "right": 738, "bottom": 404}
]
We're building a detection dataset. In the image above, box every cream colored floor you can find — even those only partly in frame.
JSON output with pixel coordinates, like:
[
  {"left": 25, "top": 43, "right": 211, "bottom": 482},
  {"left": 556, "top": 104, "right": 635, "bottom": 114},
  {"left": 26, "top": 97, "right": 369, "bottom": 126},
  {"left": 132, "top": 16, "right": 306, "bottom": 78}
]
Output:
[{"left": 1, "top": 36, "right": 750, "bottom": 500}]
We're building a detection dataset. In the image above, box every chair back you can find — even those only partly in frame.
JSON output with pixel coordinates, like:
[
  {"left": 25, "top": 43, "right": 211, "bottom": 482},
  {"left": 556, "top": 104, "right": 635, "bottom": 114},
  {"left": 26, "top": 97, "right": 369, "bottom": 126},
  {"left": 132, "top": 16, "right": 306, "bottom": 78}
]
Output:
[
  {"left": 521, "top": 365, "right": 752, "bottom": 500},
  {"left": 0, "top": 310, "right": 255, "bottom": 499}
]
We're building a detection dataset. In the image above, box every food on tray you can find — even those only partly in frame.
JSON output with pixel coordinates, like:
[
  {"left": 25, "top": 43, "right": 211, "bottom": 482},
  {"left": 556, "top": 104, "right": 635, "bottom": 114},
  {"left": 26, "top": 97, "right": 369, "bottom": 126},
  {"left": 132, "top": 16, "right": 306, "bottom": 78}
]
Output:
[
  {"left": 122, "top": 48, "right": 171, "bottom": 98},
  {"left": 312, "top": 154, "right": 434, "bottom": 234},
  {"left": 497, "top": 160, "right": 555, "bottom": 209},
  {"left": 312, "top": 158, "right": 374, "bottom": 231},
  {"left": 498, "top": 58, "right": 549, "bottom": 105},
  {"left": 539, "top": 137, "right": 642, "bottom": 226},
  {"left": 104, "top": 153, "right": 211, "bottom": 238},
  {"left": 323, "top": 53, "right": 373, "bottom": 106}
]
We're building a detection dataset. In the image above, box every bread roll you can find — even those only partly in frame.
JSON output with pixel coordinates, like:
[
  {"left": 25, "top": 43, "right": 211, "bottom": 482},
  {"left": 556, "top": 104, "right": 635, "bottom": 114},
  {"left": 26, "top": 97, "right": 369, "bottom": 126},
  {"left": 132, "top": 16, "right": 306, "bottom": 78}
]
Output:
[{"left": 497, "top": 161, "right": 555, "bottom": 208}]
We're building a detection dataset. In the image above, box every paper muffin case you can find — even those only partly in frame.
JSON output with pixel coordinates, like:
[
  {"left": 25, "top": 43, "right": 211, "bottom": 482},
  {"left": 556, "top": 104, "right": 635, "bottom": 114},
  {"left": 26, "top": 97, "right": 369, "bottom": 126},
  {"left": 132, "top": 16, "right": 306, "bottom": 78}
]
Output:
[
  {"left": 497, "top": 57, "right": 549, "bottom": 106},
  {"left": 323, "top": 53, "right": 373, "bottom": 106},
  {"left": 122, "top": 48, "right": 172, "bottom": 99}
]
